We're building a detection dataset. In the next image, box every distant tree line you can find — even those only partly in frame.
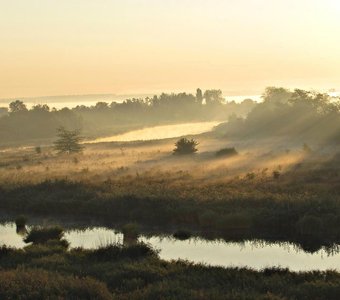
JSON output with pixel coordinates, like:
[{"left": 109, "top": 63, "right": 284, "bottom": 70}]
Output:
[
  {"left": 216, "top": 87, "right": 340, "bottom": 143},
  {"left": 0, "top": 89, "right": 256, "bottom": 144}
]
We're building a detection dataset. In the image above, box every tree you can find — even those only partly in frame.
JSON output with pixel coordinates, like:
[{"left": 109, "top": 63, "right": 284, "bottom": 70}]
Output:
[
  {"left": 54, "top": 127, "right": 84, "bottom": 154},
  {"left": 262, "top": 87, "right": 291, "bottom": 105},
  {"left": 203, "top": 89, "right": 224, "bottom": 105},
  {"left": 9, "top": 100, "right": 27, "bottom": 113},
  {"left": 173, "top": 138, "right": 198, "bottom": 155},
  {"left": 32, "top": 104, "right": 50, "bottom": 112},
  {"left": 196, "top": 88, "right": 203, "bottom": 104}
]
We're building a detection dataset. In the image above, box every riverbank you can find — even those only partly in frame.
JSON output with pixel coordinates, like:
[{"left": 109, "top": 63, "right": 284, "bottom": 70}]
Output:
[
  {"left": 1, "top": 166, "right": 340, "bottom": 253},
  {"left": 1, "top": 241, "right": 340, "bottom": 299},
  {"left": 1, "top": 138, "right": 340, "bottom": 252}
]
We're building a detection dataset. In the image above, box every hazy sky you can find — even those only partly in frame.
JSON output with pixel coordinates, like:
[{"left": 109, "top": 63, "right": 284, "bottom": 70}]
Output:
[{"left": 1, "top": 0, "right": 340, "bottom": 98}]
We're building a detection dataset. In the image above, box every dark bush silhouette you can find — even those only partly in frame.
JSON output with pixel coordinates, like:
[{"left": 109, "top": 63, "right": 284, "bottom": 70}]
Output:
[
  {"left": 173, "top": 230, "right": 192, "bottom": 240},
  {"left": 89, "top": 243, "right": 157, "bottom": 261},
  {"left": 173, "top": 138, "right": 198, "bottom": 155},
  {"left": 15, "top": 215, "right": 27, "bottom": 228},
  {"left": 122, "top": 223, "right": 140, "bottom": 239},
  {"left": 35, "top": 146, "right": 42, "bottom": 154},
  {"left": 24, "top": 226, "right": 69, "bottom": 248},
  {"left": 215, "top": 147, "right": 238, "bottom": 157}
]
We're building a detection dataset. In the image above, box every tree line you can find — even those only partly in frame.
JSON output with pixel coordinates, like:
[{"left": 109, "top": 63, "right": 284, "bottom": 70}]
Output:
[
  {"left": 0, "top": 89, "right": 256, "bottom": 144},
  {"left": 216, "top": 87, "right": 340, "bottom": 144}
]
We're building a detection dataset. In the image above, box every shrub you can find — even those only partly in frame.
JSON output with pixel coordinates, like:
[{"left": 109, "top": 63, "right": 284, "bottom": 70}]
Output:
[
  {"left": 215, "top": 147, "right": 238, "bottom": 158},
  {"left": 122, "top": 223, "right": 140, "bottom": 239},
  {"left": 89, "top": 243, "right": 157, "bottom": 261},
  {"left": 173, "top": 138, "right": 198, "bottom": 155},
  {"left": 15, "top": 215, "right": 27, "bottom": 228},
  {"left": 24, "top": 226, "right": 68, "bottom": 247},
  {"left": 173, "top": 230, "right": 192, "bottom": 240},
  {"left": 35, "top": 146, "right": 42, "bottom": 154}
]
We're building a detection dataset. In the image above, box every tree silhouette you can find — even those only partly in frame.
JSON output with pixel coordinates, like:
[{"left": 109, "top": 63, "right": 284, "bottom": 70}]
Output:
[
  {"left": 173, "top": 138, "right": 198, "bottom": 155},
  {"left": 204, "top": 90, "right": 224, "bottom": 105},
  {"left": 9, "top": 100, "right": 28, "bottom": 113},
  {"left": 196, "top": 88, "right": 203, "bottom": 104},
  {"left": 54, "top": 127, "right": 84, "bottom": 154}
]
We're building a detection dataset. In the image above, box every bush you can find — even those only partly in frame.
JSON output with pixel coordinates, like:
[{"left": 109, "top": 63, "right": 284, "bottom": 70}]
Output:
[
  {"left": 89, "top": 243, "right": 158, "bottom": 261},
  {"left": 35, "top": 146, "right": 42, "bottom": 154},
  {"left": 173, "top": 138, "right": 198, "bottom": 155},
  {"left": 15, "top": 215, "right": 27, "bottom": 228},
  {"left": 122, "top": 223, "right": 140, "bottom": 239},
  {"left": 24, "top": 226, "right": 68, "bottom": 247},
  {"left": 215, "top": 147, "right": 238, "bottom": 158},
  {"left": 173, "top": 230, "right": 192, "bottom": 240}
]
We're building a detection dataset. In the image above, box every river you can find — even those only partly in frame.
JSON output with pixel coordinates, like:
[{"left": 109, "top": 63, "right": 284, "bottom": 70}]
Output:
[
  {"left": 86, "top": 121, "right": 220, "bottom": 143},
  {"left": 1, "top": 223, "right": 339, "bottom": 272}
]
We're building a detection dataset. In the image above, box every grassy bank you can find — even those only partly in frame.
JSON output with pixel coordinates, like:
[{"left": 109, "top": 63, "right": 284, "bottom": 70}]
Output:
[
  {"left": 1, "top": 138, "right": 340, "bottom": 251},
  {"left": 1, "top": 241, "right": 340, "bottom": 299},
  {"left": 1, "top": 170, "right": 340, "bottom": 252}
]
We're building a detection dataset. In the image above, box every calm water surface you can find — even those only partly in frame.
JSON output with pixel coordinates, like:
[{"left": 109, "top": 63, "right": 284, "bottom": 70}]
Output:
[
  {"left": 87, "top": 121, "right": 220, "bottom": 143},
  {"left": 1, "top": 223, "right": 339, "bottom": 272}
]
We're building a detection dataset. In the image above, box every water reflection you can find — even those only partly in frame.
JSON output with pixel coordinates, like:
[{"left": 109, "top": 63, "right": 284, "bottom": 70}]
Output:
[
  {"left": 16, "top": 225, "right": 28, "bottom": 237},
  {"left": 1, "top": 223, "right": 340, "bottom": 271}
]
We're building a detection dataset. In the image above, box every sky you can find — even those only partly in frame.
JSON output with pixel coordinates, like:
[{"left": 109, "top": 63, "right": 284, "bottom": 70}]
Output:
[{"left": 0, "top": 0, "right": 340, "bottom": 98}]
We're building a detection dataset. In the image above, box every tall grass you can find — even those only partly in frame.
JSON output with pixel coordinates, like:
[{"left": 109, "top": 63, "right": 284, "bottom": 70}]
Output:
[{"left": 0, "top": 241, "right": 339, "bottom": 299}]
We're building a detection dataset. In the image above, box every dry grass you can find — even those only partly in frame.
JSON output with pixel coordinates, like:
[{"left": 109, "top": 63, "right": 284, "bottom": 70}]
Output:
[{"left": 0, "top": 135, "right": 320, "bottom": 188}]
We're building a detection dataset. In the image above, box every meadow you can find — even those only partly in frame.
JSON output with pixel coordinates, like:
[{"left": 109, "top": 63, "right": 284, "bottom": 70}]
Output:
[{"left": 1, "top": 134, "right": 340, "bottom": 252}]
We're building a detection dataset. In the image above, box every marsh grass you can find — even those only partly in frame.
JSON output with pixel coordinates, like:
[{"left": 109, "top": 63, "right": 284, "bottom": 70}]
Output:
[
  {"left": 1, "top": 138, "right": 340, "bottom": 251},
  {"left": 0, "top": 240, "right": 339, "bottom": 299}
]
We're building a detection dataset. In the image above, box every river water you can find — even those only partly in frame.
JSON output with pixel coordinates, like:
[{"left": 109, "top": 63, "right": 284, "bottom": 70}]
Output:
[
  {"left": 86, "top": 121, "right": 220, "bottom": 143},
  {"left": 1, "top": 223, "right": 339, "bottom": 272}
]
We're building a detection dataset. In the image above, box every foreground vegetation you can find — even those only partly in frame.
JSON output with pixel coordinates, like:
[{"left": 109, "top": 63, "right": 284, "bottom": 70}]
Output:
[{"left": 1, "top": 235, "right": 340, "bottom": 299}]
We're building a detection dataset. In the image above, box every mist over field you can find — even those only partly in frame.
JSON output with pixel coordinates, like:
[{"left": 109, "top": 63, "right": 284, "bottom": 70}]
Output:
[
  {"left": 1, "top": 1, "right": 340, "bottom": 299},
  {"left": 2, "top": 86, "right": 340, "bottom": 297}
]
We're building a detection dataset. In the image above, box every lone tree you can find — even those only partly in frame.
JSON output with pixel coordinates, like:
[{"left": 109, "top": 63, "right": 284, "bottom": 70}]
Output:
[
  {"left": 9, "top": 100, "right": 28, "bottom": 113},
  {"left": 54, "top": 127, "right": 84, "bottom": 154},
  {"left": 173, "top": 138, "right": 198, "bottom": 155}
]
